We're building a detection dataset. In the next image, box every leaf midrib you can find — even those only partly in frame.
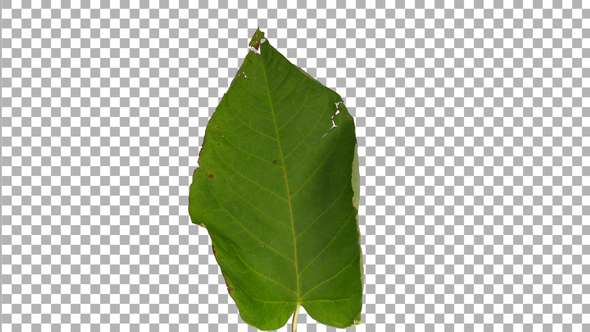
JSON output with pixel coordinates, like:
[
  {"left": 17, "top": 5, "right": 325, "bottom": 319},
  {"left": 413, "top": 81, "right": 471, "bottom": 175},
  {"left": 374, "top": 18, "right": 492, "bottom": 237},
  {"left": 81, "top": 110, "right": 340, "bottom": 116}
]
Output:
[{"left": 261, "top": 51, "right": 301, "bottom": 303}]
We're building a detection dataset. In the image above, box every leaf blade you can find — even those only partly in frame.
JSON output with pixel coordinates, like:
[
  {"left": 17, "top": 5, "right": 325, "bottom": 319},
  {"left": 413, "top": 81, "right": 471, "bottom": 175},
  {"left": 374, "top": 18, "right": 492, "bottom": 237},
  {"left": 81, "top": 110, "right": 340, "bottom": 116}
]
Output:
[{"left": 189, "top": 28, "right": 362, "bottom": 330}]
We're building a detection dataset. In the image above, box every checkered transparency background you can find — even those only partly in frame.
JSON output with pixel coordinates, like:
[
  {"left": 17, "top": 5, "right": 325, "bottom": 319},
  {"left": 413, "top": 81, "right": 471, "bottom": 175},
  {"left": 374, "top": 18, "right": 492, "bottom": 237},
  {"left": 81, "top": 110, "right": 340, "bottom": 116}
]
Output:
[{"left": 2, "top": 0, "right": 590, "bottom": 331}]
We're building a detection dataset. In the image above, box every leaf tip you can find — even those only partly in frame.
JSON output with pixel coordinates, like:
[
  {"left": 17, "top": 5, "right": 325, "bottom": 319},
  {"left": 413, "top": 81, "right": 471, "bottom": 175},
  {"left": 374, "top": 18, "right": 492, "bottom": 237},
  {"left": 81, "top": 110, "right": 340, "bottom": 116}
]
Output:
[{"left": 249, "top": 27, "right": 266, "bottom": 51}]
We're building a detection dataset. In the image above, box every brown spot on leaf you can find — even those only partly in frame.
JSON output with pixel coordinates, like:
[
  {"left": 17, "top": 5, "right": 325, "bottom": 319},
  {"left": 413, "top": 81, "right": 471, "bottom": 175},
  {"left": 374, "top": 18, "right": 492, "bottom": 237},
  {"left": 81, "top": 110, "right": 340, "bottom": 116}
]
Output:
[
  {"left": 208, "top": 174, "right": 214, "bottom": 178},
  {"left": 193, "top": 168, "right": 198, "bottom": 176},
  {"left": 272, "top": 160, "right": 277, "bottom": 165}
]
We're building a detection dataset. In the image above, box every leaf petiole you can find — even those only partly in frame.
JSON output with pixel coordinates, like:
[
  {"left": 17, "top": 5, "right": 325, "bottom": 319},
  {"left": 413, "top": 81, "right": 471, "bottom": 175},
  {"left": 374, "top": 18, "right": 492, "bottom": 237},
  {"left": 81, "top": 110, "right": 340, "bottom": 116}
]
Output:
[{"left": 292, "top": 304, "right": 300, "bottom": 332}]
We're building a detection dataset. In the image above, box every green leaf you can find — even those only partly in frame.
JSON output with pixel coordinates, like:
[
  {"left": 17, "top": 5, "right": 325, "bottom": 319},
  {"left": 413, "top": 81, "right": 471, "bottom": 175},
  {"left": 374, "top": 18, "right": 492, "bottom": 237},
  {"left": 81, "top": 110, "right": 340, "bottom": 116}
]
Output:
[{"left": 188, "top": 28, "right": 363, "bottom": 331}]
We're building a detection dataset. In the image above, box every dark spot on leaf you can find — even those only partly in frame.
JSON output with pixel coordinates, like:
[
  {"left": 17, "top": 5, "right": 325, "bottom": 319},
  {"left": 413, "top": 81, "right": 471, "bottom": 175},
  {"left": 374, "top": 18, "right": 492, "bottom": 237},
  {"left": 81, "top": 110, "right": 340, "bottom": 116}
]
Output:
[
  {"left": 272, "top": 160, "right": 277, "bottom": 165},
  {"left": 338, "top": 219, "right": 341, "bottom": 221},
  {"left": 208, "top": 174, "right": 214, "bottom": 178}
]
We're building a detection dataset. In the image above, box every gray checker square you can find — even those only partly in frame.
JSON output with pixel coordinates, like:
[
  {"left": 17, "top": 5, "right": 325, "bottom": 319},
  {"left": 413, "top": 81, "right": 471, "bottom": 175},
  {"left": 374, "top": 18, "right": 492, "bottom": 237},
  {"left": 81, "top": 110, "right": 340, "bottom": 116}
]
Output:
[{"left": 2, "top": 0, "right": 590, "bottom": 331}]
